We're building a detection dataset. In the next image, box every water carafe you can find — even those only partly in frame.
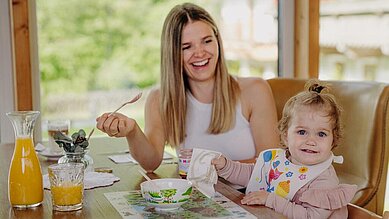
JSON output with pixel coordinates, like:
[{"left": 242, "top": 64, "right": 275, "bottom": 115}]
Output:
[{"left": 6, "top": 111, "right": 43, "bottom": 208}]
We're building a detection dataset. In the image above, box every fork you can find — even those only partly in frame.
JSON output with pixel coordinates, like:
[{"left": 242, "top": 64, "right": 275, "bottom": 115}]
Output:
[
  {"left": 87, "top": 128, "right": 95, "bottom": 141},
  {"left": 108, "top": 92, "right": 142, "bottom": 117}
]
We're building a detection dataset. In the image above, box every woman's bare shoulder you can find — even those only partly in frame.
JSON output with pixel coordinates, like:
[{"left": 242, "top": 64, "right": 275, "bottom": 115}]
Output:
[{"left": 146, "top": 87, "right": 161, "bottom": 103}]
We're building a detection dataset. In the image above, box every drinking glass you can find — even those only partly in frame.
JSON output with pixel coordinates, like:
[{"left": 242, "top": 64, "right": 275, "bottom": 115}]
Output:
[
  {"left": 178, "top": 148, "right": 193, "bottom": 178},
  {"left": 48, "top": 163, "right": 84, "bottom": 211},
  {"left": 47, "top": 120, "right": 70, "bottom": 154}
]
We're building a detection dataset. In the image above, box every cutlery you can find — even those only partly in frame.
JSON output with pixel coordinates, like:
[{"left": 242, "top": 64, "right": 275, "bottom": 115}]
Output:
[
  {"left": 138, "top": 168, "right": 153, "bottom": 181},
  {"left": 108, "top": 92, "right": 142, "bottom": 117},
  {"left": 87, "top": 128, "right": 95, "bottom": 141},
  {"left": 138, "top": 168, "right": 160, "bottom": 190}
]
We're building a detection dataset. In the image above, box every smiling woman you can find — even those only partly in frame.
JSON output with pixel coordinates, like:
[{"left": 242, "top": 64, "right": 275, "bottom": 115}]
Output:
[{"left": 95, "top": 3, "right": 279, "bottom": 178}]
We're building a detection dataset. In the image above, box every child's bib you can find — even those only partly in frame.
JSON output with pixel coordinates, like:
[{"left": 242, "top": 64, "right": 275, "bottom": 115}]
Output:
[{"left": 246, "top": 149, "right": 343, "bottom": 200}]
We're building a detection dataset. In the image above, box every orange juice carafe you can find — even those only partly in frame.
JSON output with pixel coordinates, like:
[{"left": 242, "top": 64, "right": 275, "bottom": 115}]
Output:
[{"left": 6, "top": 111, "right": 43, "bottom": 208}]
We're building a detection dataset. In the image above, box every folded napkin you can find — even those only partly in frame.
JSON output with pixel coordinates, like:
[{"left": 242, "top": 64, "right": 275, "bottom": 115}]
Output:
[
  {"left": 108, "top": 152, "right": 175, "bottom": 164},
  {"left": 43, "top": 171, "right": 120, "bottom": 190},
  {"left": 187, "top": 148, "right": 221, "bottom": 198},
  {"left": 35, "top": 143, "right": 46, "bottom": 152}
]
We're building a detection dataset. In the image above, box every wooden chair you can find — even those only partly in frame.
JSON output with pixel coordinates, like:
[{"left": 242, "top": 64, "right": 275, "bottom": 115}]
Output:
[
  {"left": 348, "top": 203, "right": 382, "bottom": 219},
  {"left": 384, "top": 211, "right": 389, "bottom": 219},
  {"left": 268, "top": 78, "right": 389, "bottom": 215}
]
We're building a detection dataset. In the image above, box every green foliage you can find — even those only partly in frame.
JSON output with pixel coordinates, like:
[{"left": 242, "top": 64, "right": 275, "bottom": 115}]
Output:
[
  {"left": 37, "top": 0, "right": 186, "bottom": 96},
  {"left": 37, "top": 0, "right": 221, "bottom": 99},
  {"left": 54, "top": 129, "right": 89, "bottom": 152}
]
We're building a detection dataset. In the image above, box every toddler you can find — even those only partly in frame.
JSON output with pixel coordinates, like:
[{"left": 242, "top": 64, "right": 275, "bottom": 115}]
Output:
[{"left": 212, "top": 80, "right": 357, "bottom": 219}]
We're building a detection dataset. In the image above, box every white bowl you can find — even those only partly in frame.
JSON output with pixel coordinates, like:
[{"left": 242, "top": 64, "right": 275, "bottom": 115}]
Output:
[{"left": 140, "top": 178, "right": 192, "bottom": 211}]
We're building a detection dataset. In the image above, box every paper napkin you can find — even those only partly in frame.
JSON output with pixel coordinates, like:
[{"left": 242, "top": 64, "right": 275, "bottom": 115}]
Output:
[
  {"left": 108, "top": 152, "right": 175, "bottom": 164},
  {"left": 43, "top": 171, "right": 120, "bottom": 190},
  {"left": 187, "top": 148, "right": 221, "bottom": 198},
  {"left": 35, "top": 143, "right": 46, "bottom": 152}
]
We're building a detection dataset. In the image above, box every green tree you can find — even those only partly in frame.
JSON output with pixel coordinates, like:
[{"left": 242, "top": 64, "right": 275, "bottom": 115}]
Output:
[{"left": 38, "top": 0, "right": 198, "bottom": 96}]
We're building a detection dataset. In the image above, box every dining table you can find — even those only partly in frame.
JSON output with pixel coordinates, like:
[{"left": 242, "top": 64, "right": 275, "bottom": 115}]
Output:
[{"left": 0, "top": 137, "right": 285, "bottom": 219}]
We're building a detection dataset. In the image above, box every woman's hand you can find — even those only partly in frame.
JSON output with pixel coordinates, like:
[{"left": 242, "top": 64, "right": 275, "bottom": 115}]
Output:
[
  {"left": 241, "top": 190, "right": 269, "bottom": 205},
  {"left": 96, "top": 113, "right": 136, "bottom": 137},
  {"left": 211, "top": 155, "right": 227, "bottom": 170}
]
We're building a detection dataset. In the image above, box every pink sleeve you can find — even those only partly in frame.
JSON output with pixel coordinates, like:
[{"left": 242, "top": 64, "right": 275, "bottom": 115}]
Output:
[
  {"left": 265, "top": 193, "right": 333, "bottom": 219},
  {"left": 264, "top": 167, "right": 356, "bottom": 219},
  {"left": 217, "top": 158, "right": 254, "bottom": 187}
]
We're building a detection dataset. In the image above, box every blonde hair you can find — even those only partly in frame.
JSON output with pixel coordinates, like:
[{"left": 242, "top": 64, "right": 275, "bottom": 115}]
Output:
[
  {"left": 160, "top": 3, "right": 240, "bottom": 147},
  {"left": 278, "top": 80, "right": 343, "bottom": 149}
]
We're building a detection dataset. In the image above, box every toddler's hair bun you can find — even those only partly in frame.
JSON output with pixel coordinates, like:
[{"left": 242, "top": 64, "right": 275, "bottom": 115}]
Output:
[
  {"left": 305, "top": 79, "right": 329, "bottom": 94},
  {"left": 309, "top": 84, "right": 325, "bottom": 93}
]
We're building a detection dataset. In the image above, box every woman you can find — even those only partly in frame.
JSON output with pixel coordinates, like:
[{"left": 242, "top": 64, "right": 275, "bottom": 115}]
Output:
[{"left": 96, "top": 3, "right": 278, "bottom": 172}]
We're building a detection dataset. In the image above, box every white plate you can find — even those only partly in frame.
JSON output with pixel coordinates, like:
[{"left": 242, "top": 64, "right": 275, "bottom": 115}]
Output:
[{"left": 39, "top": 149, "right": 64, "bottom": 160}]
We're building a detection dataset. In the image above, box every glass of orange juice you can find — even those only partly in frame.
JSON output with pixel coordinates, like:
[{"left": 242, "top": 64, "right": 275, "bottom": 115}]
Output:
[{"left": 48, "top": 163, "right": 84, "bottom": 211}]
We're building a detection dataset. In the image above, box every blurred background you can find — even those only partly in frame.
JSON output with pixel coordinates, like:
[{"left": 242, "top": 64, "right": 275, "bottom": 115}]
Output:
[{"left": 31, "top": 0, "right": 389, "bottom": 137}]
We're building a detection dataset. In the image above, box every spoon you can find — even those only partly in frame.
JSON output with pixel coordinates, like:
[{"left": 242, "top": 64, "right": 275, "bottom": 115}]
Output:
[
  {"left": 108, "top": 92, "right": 142, "bottom": 117},
  {"left": 138, "top": 169, "right": 153, "bottom": 181},
  {"left": 138, "top": 168, "right": 160, "bottom": 190}
]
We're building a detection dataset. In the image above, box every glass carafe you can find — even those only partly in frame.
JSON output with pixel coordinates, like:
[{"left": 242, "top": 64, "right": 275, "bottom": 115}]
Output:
[{"left": 6, "top": 111, "right": 43, "bottom": 208}]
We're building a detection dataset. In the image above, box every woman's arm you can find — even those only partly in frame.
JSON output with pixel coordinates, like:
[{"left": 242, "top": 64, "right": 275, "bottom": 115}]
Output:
[
  {"left": 131, "top": 89, "right": 166, "bottom": 172},
  {"left": 239, "top": 77, "right": 279, "bottom": 158},
  {"left": 96, "top": 88, "right": 166, "bottom": 172}
]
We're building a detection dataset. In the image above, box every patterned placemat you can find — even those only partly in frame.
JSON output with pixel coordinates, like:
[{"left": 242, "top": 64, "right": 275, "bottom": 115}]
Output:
[{"left": 104, "top": 189, "right": 256, "bottom": 219}]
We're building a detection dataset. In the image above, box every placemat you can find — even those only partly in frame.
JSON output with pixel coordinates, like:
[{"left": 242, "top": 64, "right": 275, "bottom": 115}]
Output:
[{"left": 104, "top": 189, "right": 256, "bottom": 219}]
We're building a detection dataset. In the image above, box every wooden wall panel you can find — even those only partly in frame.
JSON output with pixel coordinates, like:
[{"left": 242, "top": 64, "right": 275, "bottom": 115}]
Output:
[
  {"left": 308, "top": 0, "right": 319, "bottom": 78},
  {"left": 294, "top": 0, "right": 319, "bottom": 79},
  {"left": 12, "top": 0, "right": 33, "bottom": 111}
]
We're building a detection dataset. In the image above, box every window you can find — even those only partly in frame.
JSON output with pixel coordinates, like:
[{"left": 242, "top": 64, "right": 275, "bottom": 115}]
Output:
[
  {"left": 36, "top": 0, "right": 279, "bottom": 139},
  {"left": 319, "top": 0, "right": 389, "bottom": 82},
  {"left": 334, "top": 62, "right": 345, "bottom": 80},
  {"left": 364, "top": 64, "right": 377, "bottom": 81}
]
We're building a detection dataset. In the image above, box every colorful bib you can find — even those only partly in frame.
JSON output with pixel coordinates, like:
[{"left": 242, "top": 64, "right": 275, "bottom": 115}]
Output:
[{"left": 246, "top": 149, "right": 343, "bottom": 200}]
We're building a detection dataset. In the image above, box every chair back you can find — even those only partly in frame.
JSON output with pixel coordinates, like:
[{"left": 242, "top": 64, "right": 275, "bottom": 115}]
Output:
[
  {"left": 347, "top": 203, "right": 382, "bottom": 219},
  {"left": 268, "top": 78, "right": 389, "bottom": 215}
]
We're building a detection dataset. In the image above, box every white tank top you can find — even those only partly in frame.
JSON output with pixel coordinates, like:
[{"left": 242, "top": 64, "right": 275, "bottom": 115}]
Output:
[{"left": 180, "top": 92, "right": 256, "bottom": 160}]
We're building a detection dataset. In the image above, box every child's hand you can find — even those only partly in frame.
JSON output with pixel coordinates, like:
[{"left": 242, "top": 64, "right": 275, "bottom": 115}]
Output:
[
  {"left": 211, "top": 155, "right": 226, "bottom": 170},
  {"left": 241, "top": 190, "right": 269, "bottom": 205}
]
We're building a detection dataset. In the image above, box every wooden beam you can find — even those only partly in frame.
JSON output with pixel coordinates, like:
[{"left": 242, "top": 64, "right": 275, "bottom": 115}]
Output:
[
  {"left": 309, "top": 0, "right": 319, "bottom": 78},
  {"left": 294, "top": 0, "right": 319, "bottom": 79},
  {"left": 12, "top": 0, "right": 33, "bottom": 111}
]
